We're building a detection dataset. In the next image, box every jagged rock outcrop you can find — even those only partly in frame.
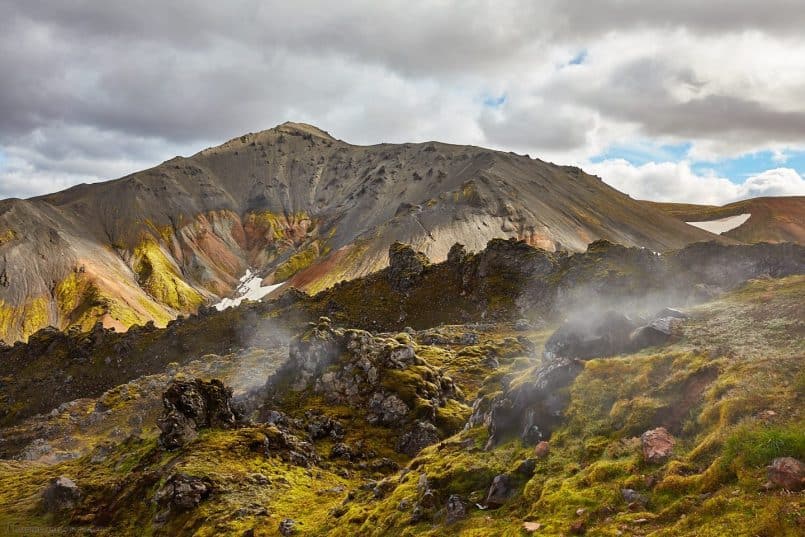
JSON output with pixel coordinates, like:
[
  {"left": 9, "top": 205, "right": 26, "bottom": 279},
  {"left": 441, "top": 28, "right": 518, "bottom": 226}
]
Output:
[
  {"left": 265, "top": 317, "right": 462, "bottom": 455},
  {"left": 472, "top": 357, "right": 583, "bottom": 448},
  {"left": 157, "top": 378, "right": 242, "bottom": 450},
  {"left": 396, "top": 420, "right": 441, "bottom": 457},
  {"left": 154, "top": 473, "right": 213, "bottom": 519},
  {"left": 485, "top": 474, "right": 514, "bottom": 508},
  {"left": 41, "top": 476, "right": 81, "bottom": 512},
  {"left": 387, "top": 242, "right": 430, "bottom": 292}
]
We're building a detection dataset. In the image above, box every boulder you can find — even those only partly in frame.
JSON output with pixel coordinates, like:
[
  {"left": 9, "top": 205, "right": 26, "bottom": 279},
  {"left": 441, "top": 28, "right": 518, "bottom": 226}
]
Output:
[
  {"left": 397, "top": 420, "right": 440, "bottom": 457},
  {"left": 766, "top": 457, "right": 805, "bottom": 491},
  {"left": 621, "top": 488, "right": 648, "bottom": 507},
  {"left": 157, "top": 378, "right": 240, "bottom": 450},
  {"left": 279, "top": 518, "right": 296, "bottom": 535},
  {"left": 42, "top": 476, "right": 81, "bottom": 512},
  {"left": 641, "top": 427, "right": 675, "bottom": 464},
  {"left": 629, "top": 315, "right": 681, "bottom": 349},
  {"left": 155, "top": 473, "right": 213, "bottom": 513},
  {"left": 534, "top": 441, "right": 550, "bottom": 459},
  {"left": 17, "top": 438, "right": 53, "bottom": 461},
  {"left": 485, "top": 474, "right": 513, "bottom": 507},
  {"left": 477, "top": 357, "right": 583, "bottom": 447},
  {"left": 367, "top": 392, "right": 410, "bottom": 426},
  {"left": 544, "top": 311, "right": 637, "bottom": 361},
  {"left": 445, "top": 494, "right": 468, "bottom": 524},
  {"left": 387, "top": 242, "right": 430, "bottom": 292}
]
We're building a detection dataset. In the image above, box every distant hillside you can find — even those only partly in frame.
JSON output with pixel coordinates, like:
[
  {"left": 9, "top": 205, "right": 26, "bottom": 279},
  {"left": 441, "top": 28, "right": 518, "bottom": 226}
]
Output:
[
  {"left": 0, "top": 122, "right": 721, "bottom": 342},
  {"left": 646, "top": 196, "right": 805, "bottom": 245}
]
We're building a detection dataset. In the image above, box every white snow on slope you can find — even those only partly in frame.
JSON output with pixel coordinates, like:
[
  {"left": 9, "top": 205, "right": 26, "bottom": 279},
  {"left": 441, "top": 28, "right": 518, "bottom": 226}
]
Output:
[
  {"left": 214, "top": 269, "right": 284, "bottom": 311},
  {"left": 686, "top": 213, "right": 751, "bottom": 235}
]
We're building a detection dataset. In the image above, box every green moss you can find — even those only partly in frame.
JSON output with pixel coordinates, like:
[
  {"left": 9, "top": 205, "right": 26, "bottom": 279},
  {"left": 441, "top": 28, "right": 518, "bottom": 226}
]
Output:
[
  {"left": 0, "top": 228, "right": 16, "bottom": 246},
  {"left": 273, "top": 241, "right": 322, "bottom": 282},
  {"left": 722, "top": 422, "right": 805, "bottom": 470},
  {"left": 132, "top": 238, "right": 204, "bottom": 312}
]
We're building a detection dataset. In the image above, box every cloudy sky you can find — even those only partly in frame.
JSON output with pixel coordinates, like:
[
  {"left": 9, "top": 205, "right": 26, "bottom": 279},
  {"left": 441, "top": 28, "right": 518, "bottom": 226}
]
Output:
[{"left": 2, "top": 1, "right": 805, "bottom": 204}]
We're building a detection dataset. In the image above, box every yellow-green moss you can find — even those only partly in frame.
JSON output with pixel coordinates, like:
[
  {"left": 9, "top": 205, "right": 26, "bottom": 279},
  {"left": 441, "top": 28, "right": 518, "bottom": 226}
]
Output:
[
  {"left": 273, "top": 241, "right": 324, "bottom": 282},
  {"left": 132, "top": 238, "right": 204, "bottom": 312},
  {"left": 0, "top": 229, "right": 16, "bottom": 246}
]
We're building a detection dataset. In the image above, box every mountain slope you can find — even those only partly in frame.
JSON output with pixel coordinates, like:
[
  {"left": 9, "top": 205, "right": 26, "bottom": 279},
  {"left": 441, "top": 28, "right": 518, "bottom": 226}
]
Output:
[
  {"left": 0, "top": 122, "right": 722, "bottom": 342},
  {"left": 646, "top": 196, "right": 805, "bottom": 245}
]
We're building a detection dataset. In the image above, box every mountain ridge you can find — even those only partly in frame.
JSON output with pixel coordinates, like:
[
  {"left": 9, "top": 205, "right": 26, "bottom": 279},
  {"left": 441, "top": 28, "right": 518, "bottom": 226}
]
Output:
[
  {"left": 646, "top": 196, "right": 805, "bottom": 244},
  {"left": 0, "top": 123, "right": 725, "bottom": 342}
]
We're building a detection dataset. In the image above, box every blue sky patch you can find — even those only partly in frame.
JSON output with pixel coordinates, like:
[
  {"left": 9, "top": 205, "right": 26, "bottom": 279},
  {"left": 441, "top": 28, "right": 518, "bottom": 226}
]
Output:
[
  {"left": 593, "top": 143, "right": 805, "bottom": 186},
  {"left": 691, "top": 150, "right": 805, "bottom": 184},
  {"left": 482, "top": 94, "right": 507, "bottom": 108},
  {"left": 590, "top": 142, "right": 692, "bottom": 166},
  {"left": 568, "top": 49, "right": 588, "bottom": 65}
]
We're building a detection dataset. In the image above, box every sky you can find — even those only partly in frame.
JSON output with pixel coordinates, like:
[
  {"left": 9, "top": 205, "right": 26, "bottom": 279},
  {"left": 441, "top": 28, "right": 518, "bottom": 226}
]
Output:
[{"left": 1, "top": 1, "right": 805, "bottom": 205}]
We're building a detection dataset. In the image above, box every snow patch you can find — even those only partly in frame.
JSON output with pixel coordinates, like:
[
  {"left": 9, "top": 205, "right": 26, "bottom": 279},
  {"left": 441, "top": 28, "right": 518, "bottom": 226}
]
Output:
[
  {"left": 686, "top": 213, "right": 751, "bottom": 235},
  {"left": 214, "top": 269, "right": 284, "bottom": 311}
]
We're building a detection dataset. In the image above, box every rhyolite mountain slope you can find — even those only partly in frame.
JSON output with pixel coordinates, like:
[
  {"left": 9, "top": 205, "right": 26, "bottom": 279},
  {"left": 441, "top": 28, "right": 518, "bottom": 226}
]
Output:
[
  {"left": 0, "top": 122, "right": 725, "bottom": 342},
  {"left": 647, "top": 196, "right": 805, "bottom": 245}
]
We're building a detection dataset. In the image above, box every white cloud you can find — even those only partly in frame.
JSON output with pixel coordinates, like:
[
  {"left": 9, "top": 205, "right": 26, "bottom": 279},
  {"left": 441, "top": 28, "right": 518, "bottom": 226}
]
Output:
[{"left": 588, "top": 159, "right": 805, "bottom": 204}]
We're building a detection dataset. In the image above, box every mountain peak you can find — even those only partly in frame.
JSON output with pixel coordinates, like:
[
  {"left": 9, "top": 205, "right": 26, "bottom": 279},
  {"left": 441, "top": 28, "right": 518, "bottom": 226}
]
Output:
[{"left": 274, "top": 121, "right": 336, "bottom": 140}]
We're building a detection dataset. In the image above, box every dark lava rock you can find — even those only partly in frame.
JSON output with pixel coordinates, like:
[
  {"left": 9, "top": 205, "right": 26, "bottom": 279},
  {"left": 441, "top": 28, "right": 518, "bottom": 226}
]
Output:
[
  {"left": 621, "top": 488, "right": 648, "bottom": 506},
  {"left": 476, "top": 357, "right": 583, "bottom": 447},
  {"left": 157, "top": 378, "right": 241, "bottom": 450},
  {"left": 330, "top": 442, "right": 355, "bottom": 461},
  {"left": 397, "top": 420, "right": 440, "bottom": 457},
  {"left": 485, "top": 474, "right": 513, "bottom": 507},
  {"left": 387, "top": 242, "right": 430, "bottom": 292},
  {"left": 155, "top": 473, "right": 213, "bottom": 513},
  {"left": 766, "top": 457, "right": 805, "bottom": 491},
  {"left": 261, "top": 426, "right": 320, "bottom": 467},
  {"left": 544, "top": 311, "right": 637, "bottom": 361},
  {"left": 629, "top": 315, "right": 682, "bottom": 349},
  {"left": 42, "top": 476, "right": 81, "bottom": 512},
  {"left": 370, "top": 457, "right": 401, "bottom": 473},
  {"left": 445, "top": 494, "right": 468, "bottom": 524},
  {"left": 447, "top": 243, "right": 468, "bottom": 265},
  {"left": 516, "top": 458, "right": 537, "bottom": 477},
  {"left": 305, "top": 411, "right": 345, "bottom": 441}
]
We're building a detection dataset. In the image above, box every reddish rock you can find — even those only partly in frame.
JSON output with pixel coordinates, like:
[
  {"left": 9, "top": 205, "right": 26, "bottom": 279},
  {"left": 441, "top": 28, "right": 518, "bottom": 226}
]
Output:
[
  {"left": 641, "top": 427, "right": 675, "bottom": 464},
  {"left": 534, "top": 440, "right": 550, "bottom": 459},
  {"left": 766, "top": 457, "right": 805, "bottom": 491}
]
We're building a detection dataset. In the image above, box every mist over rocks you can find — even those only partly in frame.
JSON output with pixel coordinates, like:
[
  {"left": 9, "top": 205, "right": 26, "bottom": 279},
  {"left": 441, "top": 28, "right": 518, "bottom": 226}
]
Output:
[{"left": 260, "top": 316, "right": 464, "bottom": 456}]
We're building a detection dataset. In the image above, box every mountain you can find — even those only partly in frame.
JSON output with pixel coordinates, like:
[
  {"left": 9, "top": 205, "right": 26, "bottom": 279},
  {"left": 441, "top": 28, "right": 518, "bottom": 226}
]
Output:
[
  {"left": 0, "top": 122, "right": 724, "bottom": 343},
  {"left": 646, "top": 196, "right": 805, "bottom": 245}
]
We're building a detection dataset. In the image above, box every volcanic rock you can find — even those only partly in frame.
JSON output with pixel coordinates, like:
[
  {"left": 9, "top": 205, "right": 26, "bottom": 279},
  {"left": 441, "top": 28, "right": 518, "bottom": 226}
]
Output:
[{"left": 42, "top": 476, "right": 81, "bottom": 512}]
